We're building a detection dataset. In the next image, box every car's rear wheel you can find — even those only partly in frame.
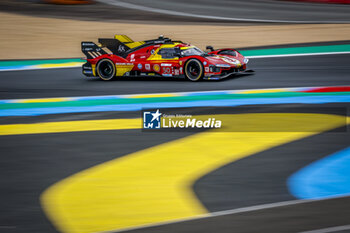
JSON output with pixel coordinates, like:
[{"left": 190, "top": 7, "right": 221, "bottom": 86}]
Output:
[
  {"left": 96, "top": 59, "right": 116, "bottom": 81},
  {"left": 184, "top": 59, "right": 203, "bottom": 81}
]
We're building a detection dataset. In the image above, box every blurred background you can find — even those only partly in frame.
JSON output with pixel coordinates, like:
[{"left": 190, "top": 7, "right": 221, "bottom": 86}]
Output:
[{"left": 0, "top": 0, "right": 350, "bottom": 59}]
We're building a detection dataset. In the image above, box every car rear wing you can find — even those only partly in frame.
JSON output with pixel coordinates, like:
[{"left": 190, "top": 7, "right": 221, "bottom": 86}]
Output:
[
  {"left": 82, "top": 35, "right": 180, "bottom": 59},
  {"left": 81, "top": 37, "right": 132, "bottom": 59},
  {"left": 98, "top": 38, "right": 130, "bottom": 57},
  {"left": 81, "top": 42, "right": 107, "bottom": 59}
]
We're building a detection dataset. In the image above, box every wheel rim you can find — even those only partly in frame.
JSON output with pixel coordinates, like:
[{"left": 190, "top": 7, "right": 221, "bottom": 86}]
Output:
[
  {"left": 99, "top": 61, "right": 114, "bottom": 80},
  {"left": 186, "top": 60, "right": 202, "bottom": 81}
]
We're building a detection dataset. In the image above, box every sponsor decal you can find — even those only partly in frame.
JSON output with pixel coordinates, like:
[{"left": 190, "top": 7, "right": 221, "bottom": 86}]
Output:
[
  {"left": 151, "top": 49, "right": 155, "bottom": 54},
  {"left": 116, "top": 63, "right": 133, "bottom": 65},
  {"left": 137, "top": 63, "right": 142, "bottom": 69},
  {"left": 130, "top": 54, "right": 135, "bottom": 62},
  {"left": 145, "top": 64, "right": 151, "bottom": 70},
  {"left": 143, "top": 109, "right": 222, "bottom": 130},
  {"left": 82, "top": 42, "right": 95, "bottom": 46},
  {"left": 140, "top": 56, "right": 146, "bottom": 59},
  {"left": 163, "top": 74, "right": 173, "bottom": 77},
  {"left": 174, "top": 69, "right": 179, "bottom": 75},
  {"left": 118, "top": 45, "right": 126, "bottom": 53},
  {"left": 148, "top": 73, "right": 155, "bottom": 76},
  {"left": 153, "top": 64, "right": 160, "bottom": 72},
  {"left": 179, "top": 67, "right": 183, "bottom": 74},
  {"left": 205, "top": 67, "right": 209, "bottom": 72},
  {"left": 179, "top": 61, "right": 183, "bottom": 65},
  {"left": 124, "top": 72, "right": 130, "bottom": 76},
  {"left": 203, "top": 61, "right": 207, "bottom": 65},
  {"left": 161, "top": 63, "right": 172, "bottom": 67}
]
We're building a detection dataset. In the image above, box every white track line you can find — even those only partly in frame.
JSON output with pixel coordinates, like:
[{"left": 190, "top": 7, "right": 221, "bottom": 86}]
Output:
[
  {"left": 299, "top": 225, "right": 350, "bottom": 233},
  {"left": 96, "top": 0, "right": 350, "bottom": 23},
  {"left": 100, "top": 195, "right": 350, "bottom": 233}
]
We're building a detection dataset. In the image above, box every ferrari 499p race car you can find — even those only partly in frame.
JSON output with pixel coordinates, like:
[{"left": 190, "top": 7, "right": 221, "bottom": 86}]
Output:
[{"left": 81, "top": 35, "right": 251, "bottom": 81}]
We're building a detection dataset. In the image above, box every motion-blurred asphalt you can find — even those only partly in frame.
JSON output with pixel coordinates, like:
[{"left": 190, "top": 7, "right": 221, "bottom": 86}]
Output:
[
  {"left": 0, "top": 53, "right": 349, "bottom": 233},
  {"left": 0, "top": 54, "right": 349, "bottom": 99}
]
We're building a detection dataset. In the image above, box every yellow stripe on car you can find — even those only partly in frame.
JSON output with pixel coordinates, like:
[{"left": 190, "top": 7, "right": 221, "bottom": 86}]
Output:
[
  {"left": 147, "top": 44, "right": 180, "bottom": 61},
  {"left": 126, "top": 41, "right": 145, "bottom": 49},
  {"left": 91, "top": 64, "right": 96, "bottom": 76},
  {"left": 114, "top": 35, "right": 134, "bottom": 43}
]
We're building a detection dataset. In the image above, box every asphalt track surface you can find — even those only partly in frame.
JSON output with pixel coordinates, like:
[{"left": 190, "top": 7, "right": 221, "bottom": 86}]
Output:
[
  {"left": 0, "top": 54, "right": 350, "bottom": 233},
  {"left": 2, "top": 0, "right": 350, "bottom": 23},
  {"left": 1, "top": 106, "right": 349, "bottom": 233},
  {"left": 0, "top": 53, "right": 349, "bottom": 99}
]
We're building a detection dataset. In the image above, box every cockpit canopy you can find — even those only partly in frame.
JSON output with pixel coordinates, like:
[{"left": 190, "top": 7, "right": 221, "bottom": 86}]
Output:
[{"left": 180, "top": 47, "right": 204, "bottom": 57}]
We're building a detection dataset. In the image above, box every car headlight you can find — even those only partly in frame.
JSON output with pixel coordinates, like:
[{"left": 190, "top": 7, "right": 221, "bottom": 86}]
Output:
[{"left": 216, "top": 64, "right": 231, "bottom": 68}]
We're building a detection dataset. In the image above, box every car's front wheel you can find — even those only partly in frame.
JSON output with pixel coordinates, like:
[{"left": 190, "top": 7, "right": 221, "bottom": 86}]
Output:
[
  {"left": 96, "top": 59, "right": 116, "bottom": 81},
  {"left": 184, "top": 59, "right": 203, "bottom": 81}
]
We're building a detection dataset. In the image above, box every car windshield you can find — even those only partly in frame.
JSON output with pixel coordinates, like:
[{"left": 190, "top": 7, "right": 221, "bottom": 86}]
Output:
[{"left": 180, "top": 47, "right": 204, "bottom": 56}]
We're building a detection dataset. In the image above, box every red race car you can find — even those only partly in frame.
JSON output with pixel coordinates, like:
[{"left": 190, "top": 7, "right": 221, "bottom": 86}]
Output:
[{"left": 81, "top": 35, "right": 252, "bottom": 81}]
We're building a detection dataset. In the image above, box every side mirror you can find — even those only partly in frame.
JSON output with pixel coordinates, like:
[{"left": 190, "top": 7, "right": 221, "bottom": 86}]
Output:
[{"left": 206, "top": 46, "right": 214, "bottom": 52}]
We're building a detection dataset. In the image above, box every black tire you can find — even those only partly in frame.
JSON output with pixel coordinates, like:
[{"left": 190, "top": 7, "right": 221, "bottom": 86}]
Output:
[
  {"left": 96, "top": 59, "right": 116, "bottom": 81},
  {"left": 184, "top": 59, "right": 203, "bottom": 81}
]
